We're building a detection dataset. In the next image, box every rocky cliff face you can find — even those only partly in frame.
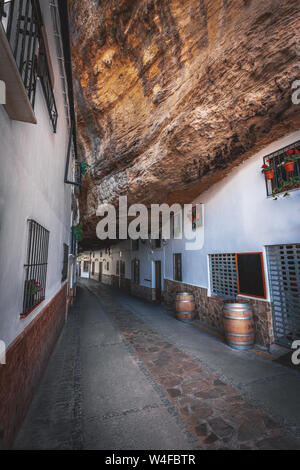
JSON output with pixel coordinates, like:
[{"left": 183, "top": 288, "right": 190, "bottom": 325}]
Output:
[{"left": 69, "top": 0, "right": 300, "bottom": 246}]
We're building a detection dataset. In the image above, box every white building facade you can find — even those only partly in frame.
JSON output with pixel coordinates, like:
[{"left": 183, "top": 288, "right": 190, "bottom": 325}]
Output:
[
  {"left": 81, "top": 131, "right": 300, "bottom": 351},
  {"left": 0, "top": 0, "right": 79, "bottom": 449}
]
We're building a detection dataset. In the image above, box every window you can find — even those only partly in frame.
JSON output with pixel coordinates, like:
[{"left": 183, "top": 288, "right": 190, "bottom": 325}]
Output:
[
  {"left": 173, "top": 253, "right": 182, "bottom": 282},
  {"left": 37, "top": 32, "right": 58, "bottom": 132},
  {"left": 107, "top": 262, "right": 109, "bottom": 271},
  {"left": 190, "top": 204, "right": 203, "bottom": 231},
  {"left": 262, "top": 140, "right": 300, "bottom": 197},
  {"left": 151, "top": 234, "right": 161, "bottom": 249},
  {"left": 132, "top": 259, "right": 140, "bottom": 284},
  {"left": 132, "top": 239, "right": 139, "bottom": 251},
  {"left": 209, "top": 253, "right": 238, "bottom": 299},
  {"left": 91, "top": 261, "right": 95, "bottom": 275},
  {"left": 83, "top": 261, "right": 89, "bottom": 272},
  {"left": 0, "top": 0, "right": 42, "bottom": 108},
  {"left": 116, "top": 260, "right": 120, "bottom": 275},
  {"left": 22, "top": 220, "right": 50, "bottom": 317},
  {"left": 120, "top": 261, "right": 125, "bottom": 279},
  {"left": 61, "top": 243, "right": 68, "bottom": 281}
]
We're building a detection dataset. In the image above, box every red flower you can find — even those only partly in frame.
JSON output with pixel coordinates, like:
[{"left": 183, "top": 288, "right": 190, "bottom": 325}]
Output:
[
  {"left": 261, "top": 164, "right": 268, "bottom": 169},
  {"left": 286, "top": 149, "right": 294, "bottom": 155}
]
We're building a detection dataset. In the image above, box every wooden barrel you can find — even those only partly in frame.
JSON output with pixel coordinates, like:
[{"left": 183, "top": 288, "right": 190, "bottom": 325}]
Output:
[
  {"left": 175, "top": 292, "right": 195, "bottom": 322},
  {"left": 223, "top": 301, "right": 254, "bottom": 350}
]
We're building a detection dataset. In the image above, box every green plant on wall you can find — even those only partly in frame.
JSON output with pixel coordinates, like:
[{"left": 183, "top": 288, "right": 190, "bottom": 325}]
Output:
[
  {"left": 80, "top": 161, "right": 91, "bottom": 175},
  {"left": 72, "top": 224, "right": 84, "bottom": 242},
  {"left": 272, "top": 176, "right": 300, "bottom": 200}
]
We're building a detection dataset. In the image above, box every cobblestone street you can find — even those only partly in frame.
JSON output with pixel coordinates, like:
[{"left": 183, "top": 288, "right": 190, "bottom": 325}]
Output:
[{"left": 13, "top": 280, "right": 300, "bottom": 450}]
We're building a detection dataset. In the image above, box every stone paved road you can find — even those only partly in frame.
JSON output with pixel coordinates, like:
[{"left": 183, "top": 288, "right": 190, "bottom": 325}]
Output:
[{"left": 13, "top": 280, "right": 300, "bottom": 450}]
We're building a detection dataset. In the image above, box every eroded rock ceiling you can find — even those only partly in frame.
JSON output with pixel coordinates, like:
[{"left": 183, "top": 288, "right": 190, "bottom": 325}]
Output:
[{"left": 69, "top": 0, "right": 300, "bottom": 247}]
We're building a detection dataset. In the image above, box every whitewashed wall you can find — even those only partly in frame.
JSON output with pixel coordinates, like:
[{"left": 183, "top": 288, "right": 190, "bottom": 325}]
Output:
[
  {"left": 0, "top": 2, "right": 72, "bottom": 346},
  {"left": 163, "top": 131, "right": 300, "bottom": 301},
  {"left": 83, "top": 131, "right": 300, "bottom": 303}
]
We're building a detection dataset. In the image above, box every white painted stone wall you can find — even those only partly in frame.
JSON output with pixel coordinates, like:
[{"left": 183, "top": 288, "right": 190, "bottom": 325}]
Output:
[
  {"left": 0, "top": 2, "right": 73, "bottom": 346},
  {"left": 81, "top": 131, "right": 300, "bottom": 303}
]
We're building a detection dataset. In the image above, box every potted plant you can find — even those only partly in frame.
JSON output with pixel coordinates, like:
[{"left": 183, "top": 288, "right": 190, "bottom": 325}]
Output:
[
  {"left": 261, "top": 160, "right": 274, "bottom": 180},
  {"left": 24, "top": 280, "right": 43, "bottom": 305},
  {"left": 80, "top": 161, "right": 91, "bottom": 175},
  {"left": 272, "top": 176, "right": 300, "bottom": 200},
  {"left": 281, "top": 149, "right": 299, "bottom": 173}
]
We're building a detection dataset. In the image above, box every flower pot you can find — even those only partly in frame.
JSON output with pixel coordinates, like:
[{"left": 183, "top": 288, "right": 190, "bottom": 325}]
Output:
[
  {"left": 265, "top": 170, "right": 274, "bottom": 180},
  {"left": 283, "top": 162, "right": 295, "bottom": 173}
]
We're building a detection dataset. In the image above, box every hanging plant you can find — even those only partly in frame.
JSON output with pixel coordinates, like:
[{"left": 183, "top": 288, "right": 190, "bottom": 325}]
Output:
[
  {"left": 279, "top": 149, "right": 300, "bottom": 174},
  {"left": 261, "top": 160, "right": 274, "bottom": 180},
  {"left": 272, "top": 176, "right": 300, "bottom": 200},
  {"left": 72, "top": 224, "right": 84, "bottom": 242},
  {"left": 80, "top": 161, "right": 91, "bottom": 175}
]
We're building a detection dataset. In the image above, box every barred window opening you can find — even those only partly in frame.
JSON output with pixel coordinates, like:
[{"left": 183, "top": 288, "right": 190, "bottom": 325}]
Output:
[
  {"left": 209, "top": 253, "right": 238, "bottom": 299},
  {"left": 22, "top": 219, "right": 49, "bottom": 316},
  {"left": 61, "top": 243, "right": 68, "bottom": 281}
]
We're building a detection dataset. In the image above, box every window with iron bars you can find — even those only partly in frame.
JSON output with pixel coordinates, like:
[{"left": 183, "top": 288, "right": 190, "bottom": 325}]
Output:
[
  {"left": 22, "top": 219, "right": 50, "bottom": 317},
  {"left": 173, "top": 253, "right": 182, "bottom": 282},
  {"left": 0, "top": 0, "right": 58, "bottom": 131},
  {"left": 262, "top": 140, "right": 300, "bottom": 198},
  {"left": 209, "top": 253, "right": 238, "bottom": 299},
  {"left": 132, "top": 259, "right": 140, "bottom": 284},
  {"left": 61, "top": 243, "right": 68, "bottom": 282}
]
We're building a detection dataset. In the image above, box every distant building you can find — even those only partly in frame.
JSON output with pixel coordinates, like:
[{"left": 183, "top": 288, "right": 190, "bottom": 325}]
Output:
[
  {"left": 82, "top": 131, "right": 300, "bottom": 351},
  {"left": 0, "top": 0, "right": 79, "bottom": 449}
]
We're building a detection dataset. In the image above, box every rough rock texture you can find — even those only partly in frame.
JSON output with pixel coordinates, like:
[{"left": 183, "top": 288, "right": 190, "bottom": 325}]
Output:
[{"left": 69, "top": 0, "right": 300, "bottom": 245}]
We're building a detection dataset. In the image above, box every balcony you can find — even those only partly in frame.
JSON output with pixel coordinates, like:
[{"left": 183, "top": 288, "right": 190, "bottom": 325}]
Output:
[
  {"left": 0, "top": 0, "right": 58, "bottom": 130},
  {"left": 0, "top": 0, "right": 42, "bottom": 123},
  {"left": 263, "top": 140, "right": 300, "bottom": 199}
]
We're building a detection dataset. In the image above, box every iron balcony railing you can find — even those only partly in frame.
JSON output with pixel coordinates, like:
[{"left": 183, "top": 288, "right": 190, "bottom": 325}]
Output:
[
  {"left": 263, "top": 140, "right": 300, "bottom": 197},
  {"left": 0, "top": 0, "right": 58, "bottom": 131},
  {"left": 38, "top": 35, "right": 58, "bottom": 132},
  {"left": 0, "top": 0, "right": 41, "bottom": 108}
]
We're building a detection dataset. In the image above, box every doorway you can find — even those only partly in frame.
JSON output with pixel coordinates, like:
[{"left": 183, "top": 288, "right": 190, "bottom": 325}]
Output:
[
  {"left": 154, "top": 261, "right": 162, "bottom": 303},
  {"left": 99, "top": 262, "right": 103, "bottom": 282}
]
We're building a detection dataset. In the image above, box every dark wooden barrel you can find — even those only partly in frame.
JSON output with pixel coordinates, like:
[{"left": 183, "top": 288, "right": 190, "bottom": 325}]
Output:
[
  {"left": 175, "top": 292, "right": 195, "bottom": 322},
  {"left": 223, "top": 301, "right": 254, "bottom": 350}
]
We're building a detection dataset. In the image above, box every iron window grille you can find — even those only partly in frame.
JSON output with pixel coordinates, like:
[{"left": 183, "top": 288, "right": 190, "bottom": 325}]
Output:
[
  {"left": 132, "top": 259, "right": 140, "bottom": 284},
  {"left": 132, "top": 239, "right": 139, "bottom": 251},
  {"left": 38, "top": 35, "right": 58, "bottom": 132},
  {"left": 266, "top": 244, "right": 300, "bottom": 348},
  {"left": 120, "top": 261, "right": 125, "bottom": 279},
  {"left": 61, "top": 243, "right": 68, "bottom": 282},
  {"left": 263, "top": 140, "right": 300, "bottom": 197},
  {"left": 0, "top": 0, "right": 59, "bottom": 131},
  {"left": 209, "top": 253, "right": 238, "bottom": 299},
  {"left": 70, "top": 229, "right": 76, "bottom": 256},
  {"left": 173, "top": 253, "right": 182, "bottom": 282},
  {"left": 22, "top": 219, "right": 49, "bottom": 317},
  {"left": 0, "top": 0, "right": 42, "bottom": 108}
]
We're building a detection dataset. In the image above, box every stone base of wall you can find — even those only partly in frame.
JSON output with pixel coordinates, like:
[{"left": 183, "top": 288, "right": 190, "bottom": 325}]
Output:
[
  {"left": 0, "top": 284, "right": 67, "bottom": 449},
  {"left": 236, "top": 295, "right": 274, "bottom": 348},
  {"left": 130, "top": 282, "right": 154, "bottom": 302},
  {"left": 101, "top": 274, "right": 112, "bottom": 286},
  {"left": 164, "top": 279, "right": 273, "bottom": 348}
]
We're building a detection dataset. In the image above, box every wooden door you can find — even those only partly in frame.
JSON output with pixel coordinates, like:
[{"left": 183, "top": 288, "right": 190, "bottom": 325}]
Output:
[
  {"left": 99, "top": 262, "right": 103, "bottom": 282},
  {"left": 155, "top": 261, "right": 161, "bottom": 302}
]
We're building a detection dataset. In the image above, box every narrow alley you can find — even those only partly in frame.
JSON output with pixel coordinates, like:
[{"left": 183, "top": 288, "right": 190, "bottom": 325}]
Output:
[{"left": 13, "top": 280, "right": 300, "bottom": 451}]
